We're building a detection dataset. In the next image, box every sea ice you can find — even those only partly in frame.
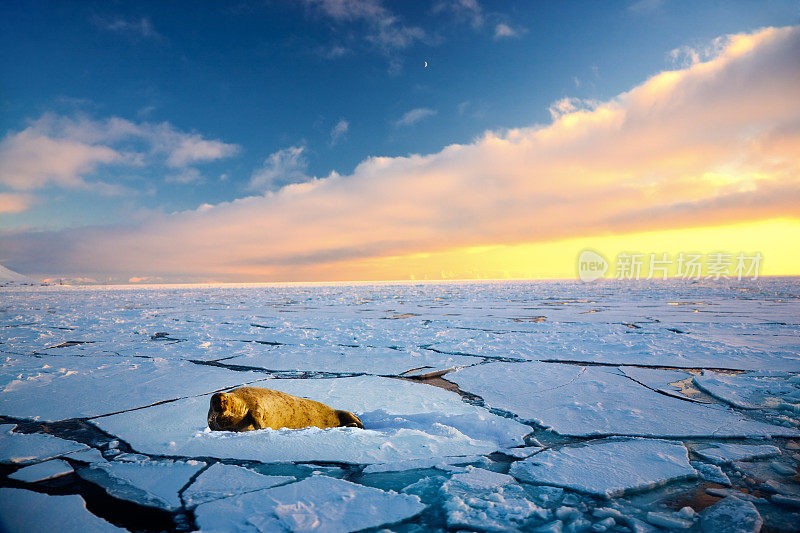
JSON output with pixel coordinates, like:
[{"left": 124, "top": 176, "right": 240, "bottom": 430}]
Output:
[
  {"left": 693, "top": 371, "right": 800, "bottom": 412},
  {"left": 700, "top": 496, "right": 763, "bottom": 533},
  {"left": 182, "top": 462, "right": 294, "bottom": 506},
  {"left": 509, "top": 438, "right": 696, "bottom": 497},
  {"left": 694, "top": 443, "right": 781, "bottom": 465},
  {"left": 194, "top": 475, "right": 425, "bottom": 532},
  {"left": 440, "top": 466, "right": 546, "bottom": 531},
  {"left": 0, "top": 488, "right": 124, "bottom": 532},
  {"left": 0, "top": 355, "right": 263, "bottom": 421},
  {"left": 8, "top": 458, "right": 73, "bottom": 482},
  {"left": 78, "top": 458, "right": 205, "bottom": 510},
  {"left": 223, "top": 344, "right": 476, "bottom": 375},
  {"left": 449, "top": 362, "right": 800, "bottom": 438},
  {"left": 0, "top": 425, "right": 87, "bottom": 464},
  {"left": 691, "top": 462, "right": 732, "bottom": 486},
  {"left": 94, "top": 375, "right": 529, "bottom": 463},
  {"left": 619, "top": 366, "right": 694, "bottom": 400}
]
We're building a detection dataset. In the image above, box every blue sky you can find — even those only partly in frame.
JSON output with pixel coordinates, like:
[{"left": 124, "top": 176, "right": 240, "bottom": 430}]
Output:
[{"left": 1, "top": 1, "right": 799, "bottom": 281}]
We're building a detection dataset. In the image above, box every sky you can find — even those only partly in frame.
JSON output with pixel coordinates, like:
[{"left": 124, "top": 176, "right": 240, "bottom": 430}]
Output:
[{"left": 0, "top": 0, "right": 799, "bottom": 283}]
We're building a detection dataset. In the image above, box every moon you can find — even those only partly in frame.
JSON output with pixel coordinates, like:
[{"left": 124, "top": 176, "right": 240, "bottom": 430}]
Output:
[{"left": 424, "top": 61, "right": 428, "bottom": 68}]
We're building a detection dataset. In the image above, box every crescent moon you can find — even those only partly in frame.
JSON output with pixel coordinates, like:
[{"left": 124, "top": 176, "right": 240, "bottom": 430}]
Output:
[{"left": 424, "top": 61, "right": 428, "bottom": 68}]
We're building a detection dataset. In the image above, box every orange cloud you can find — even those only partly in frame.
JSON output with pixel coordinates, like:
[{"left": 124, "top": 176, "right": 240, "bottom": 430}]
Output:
[{"left": 2, "top": 26, "right": 799, "bottom": 281}]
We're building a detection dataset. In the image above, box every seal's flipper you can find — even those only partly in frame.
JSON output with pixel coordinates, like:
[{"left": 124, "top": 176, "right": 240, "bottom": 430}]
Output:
[{"left": 335, "top": 410, "right": 364, "bottom": 429}]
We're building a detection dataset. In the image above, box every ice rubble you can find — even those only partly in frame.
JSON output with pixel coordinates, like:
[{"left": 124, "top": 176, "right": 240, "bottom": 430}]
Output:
[
  {"left": 93, "top": 375, "right": 529, "bottom": 464},
  {"left": 8, "top": 459, "right": 73, "bottom": 482},
  {"left": 0, "top": 488, "right": 124, "bottom": 533},
  {"left": 78, "top": 458, "right": 205, "bottom": 510},
  {"left": 700, "top": 496, "right": 763, "bottom": 533},
  {"left": 693, "top": 370, "right": 800, "bottom": 411},
  {"left": 183, "top": 463, "right": 294, "bottom": 506},
  {"left": 694, "top": 443, "right": 781, "bottom": 465},
  {"left": 0, "top": 355, "right": 263, "bottom": 421},
  {"left": 0, "top": 424, "right": 87, "bottom": 464},
  {"left": 509, "top": 438, "right": 696, "bottom": 497},
  {"left": 193, "top": 475, "right": 425, "bottom": 532},
  {"left": 449, "top": 362, "right": 800, "bottom": 437},
  {"left": 440, "top": 466, "right": 545, "bottom": 531}
]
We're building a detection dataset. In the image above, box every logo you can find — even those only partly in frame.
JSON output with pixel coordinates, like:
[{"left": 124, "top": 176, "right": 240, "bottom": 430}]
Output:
[{"left": 578, "top": 250, "right": 608, "bottom": 282}]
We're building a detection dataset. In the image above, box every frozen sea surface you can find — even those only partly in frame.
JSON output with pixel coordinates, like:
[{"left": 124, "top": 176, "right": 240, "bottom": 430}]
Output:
[{"left": 1, "top": 278, "right": 799, "bottom": 531}]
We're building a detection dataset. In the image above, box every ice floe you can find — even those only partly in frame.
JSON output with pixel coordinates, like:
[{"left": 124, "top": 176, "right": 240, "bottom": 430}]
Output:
[
  {"left": 182, "top": 462, "right": 294, "bottom": 507},
  {"left": 700, "top": 496, "right": 763, "bottom": 533},
  {"left": 194, "top": 475, "right": 425, "bottom": 532},
  {"left": 450, "top": 362, "right": 800, "bottom": 437},
  {"left": 509, "top": 438, "right": 696, "bottom": 497},
  {"left": 0, "top": 488, "right": 124, "bottom": 532},
  {"left": 0, "top": 424, "right": 87, "bottom": 464},
  {"left": 693, "top": 370, "right": 800, "bottom": 412},
  {"left": 0, "top": 355, "right": 263, "bottom": 421},
  {"left": 441, "top": 466, "right": 546, "bottom": 531},
  {"left": 77, "top": 457, "right": 204, "bottom": 510},
  {"left": 93, "top": 376, "right": 529, "bottom": 464},
  {"left": 694, "top": 443, "right": 781, "bottom": 464},
  {"left": 8, "top": 458, "right": 73, "bottom": 482}
]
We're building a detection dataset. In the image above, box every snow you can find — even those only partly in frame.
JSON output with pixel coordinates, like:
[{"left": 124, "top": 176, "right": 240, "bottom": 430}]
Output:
[
  {"left": 0, "top": 488, "right": 124, "bottom": 532},
  {"left": 700, "top": 496, "right": 763, "bottom": 533},
  {"left": 78, "top": 458, "right": 204, "bottom": 510},
  {"left": 93, "top": 375, "right": 529, "bottom": 464},
  {"left": 693, "top": 370, "right": 800, "bottom": 411},
  {"left": 509, "top": 438, "right": 696, "bottom": 498},
  {"left": 194, "top": 475, "right": 425, "bottom": 532},
  {"left": 692, "top": 462, "right": 732, "bottom": 486},
  {"left": 0, "top": 264, "right": 35, "bottom": 285},
  {"left": 694, "top": 443, "right": 781, "bottom": 465},
  {"left": 449, "top": 362, "right": 800, "bottom": 438},
  {"left": 183, "top": 463, "right": 294, "bottom": 506},
  {"left": 440, "top": 466, "right": 545, "bottom": 531},
  {"left": 2, "top": 280, "right": 800, "bottom": 531},
  {"left": 0, "top": 424, "right": 88, "bottom": 464},
  {"left": 0, "top": 354, "right": 263, "bottom": 421},
  {"left": 8, "top": 459, "right": 73, "bottom": 482}
]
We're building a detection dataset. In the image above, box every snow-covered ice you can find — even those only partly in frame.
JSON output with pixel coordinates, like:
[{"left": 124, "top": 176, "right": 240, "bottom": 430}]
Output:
[
  {"left": 182, "top": 462, "right": 294, "bottom": 506},
  {"left": 193, "top": 475, "right": 425, "bottom": 532},
  {"left": 509, "top": 438, "right": 696, "bottom": 497},
  {"left": 449, "top": 362, "right": 800, "bottom": 437},
  {"left": 2, "top": 279, "right": 800, "bottom": 531},
  {"left": 8, "top": 458, "right": 73, "bottom": 482},
  {"left": 78, "top": 458, "right": 205, "bottom": 510},
  {"left": 441, "top": 466, "right": 545, "bottom": 531},
  {"left": 93, "top": 375, "right": 529, "bottom": 463},
  {"left": 694, "top": 443, "right": 781, "bottom": 464},
  {"left": 693, "top": 370, "right": 800, "bottom": 411},
  {"left": 0, "top": 488, "right": 124, "bottom": 532},
  {"left": 700, "top": 496, "right": 763, "bottom": 533},
  {"left": 0, "top": 424, "right": 87, "bottom": 464}
]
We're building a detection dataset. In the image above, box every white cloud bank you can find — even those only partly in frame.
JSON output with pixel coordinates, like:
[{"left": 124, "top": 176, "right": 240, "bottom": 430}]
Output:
[
  {"left": 0, "top": 115, "right": 239, "bottom": 193},
  {"left": 2, "top": 26, "right": 799, "bottom": 280}
]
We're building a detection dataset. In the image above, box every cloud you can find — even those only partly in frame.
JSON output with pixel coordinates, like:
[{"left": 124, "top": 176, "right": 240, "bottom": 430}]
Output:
[
  {"left": 3, "top": 26, "right": 800, "bottom": 281},
  {"left": 248, "top": 146, "right": 310, "bottom": 191},
  {"left": 0, "top": 114, "right": 239, "bottom": 193},
  {"left": 93, "top": 15, "right": 163, "bottom": 41},
  {"left": 433, "top": 0, "right": 484, "bottom": 28},
  {"left": 395, "top": 108, "right": 437, "bottom": 127},
  {"left": 493, "top": 23, "right": 517, "bottom": 39},
  {"left": 165, "top": 168, "right": 203, "bottom": 185},
  {"left": 304, "top": 0, "right": 425, "bottom": 52},
  {"left": 330, "top": 119, "right": 349, "bottom": 145},
  {"left": 0, "top": 193, "right": 35, "bottom": 214}
]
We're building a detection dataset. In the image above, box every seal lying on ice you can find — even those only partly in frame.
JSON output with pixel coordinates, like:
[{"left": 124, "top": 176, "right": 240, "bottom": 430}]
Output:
[{"left": 207, "top": 386, "right": 364, "bottom": 431}]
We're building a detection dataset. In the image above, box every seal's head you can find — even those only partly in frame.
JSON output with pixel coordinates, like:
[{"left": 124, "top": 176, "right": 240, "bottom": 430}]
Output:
[{"left": 208, "top": 391, "right": 250, "bottom": 431}]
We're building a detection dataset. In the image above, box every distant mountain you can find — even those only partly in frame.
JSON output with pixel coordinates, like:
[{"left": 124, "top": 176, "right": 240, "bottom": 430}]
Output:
[{"left": 0, "top": 264, "right": 36, "bottom": 285}]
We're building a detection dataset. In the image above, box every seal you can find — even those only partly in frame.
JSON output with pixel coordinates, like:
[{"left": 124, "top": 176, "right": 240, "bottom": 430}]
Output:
[{"left": 207, "top": 386, "right": 364, "bottom": 432}]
